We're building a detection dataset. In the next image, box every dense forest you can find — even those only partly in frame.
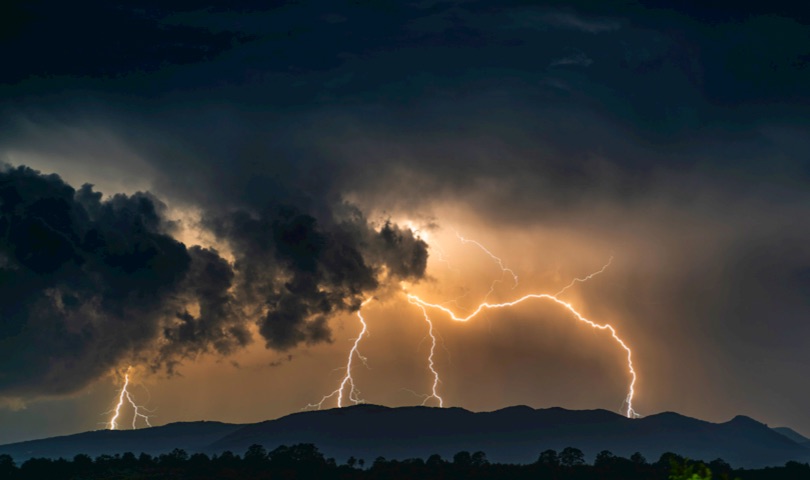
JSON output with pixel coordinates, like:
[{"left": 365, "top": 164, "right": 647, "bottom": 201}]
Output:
[{"left": 2, "top": 443, "right": 809, "bottom": 479}]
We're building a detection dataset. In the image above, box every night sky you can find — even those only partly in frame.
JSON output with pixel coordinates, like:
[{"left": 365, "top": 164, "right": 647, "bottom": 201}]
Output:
[{"left": 1, "top": 1, "right": 808, "bottom": 445}]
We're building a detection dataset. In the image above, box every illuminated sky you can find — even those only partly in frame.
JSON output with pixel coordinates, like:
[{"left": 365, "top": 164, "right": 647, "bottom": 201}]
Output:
[{"left": 1, "top": 1, "right": 809, "bottom": 444}]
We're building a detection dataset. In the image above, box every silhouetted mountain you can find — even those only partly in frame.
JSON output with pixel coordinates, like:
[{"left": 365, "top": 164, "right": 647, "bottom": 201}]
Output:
[
  {"left": 2, "top": 405, "right": 809, "bottom": 468},
  {"left": 773, "top": 426, "right": 810, "bottom": 447},
  {"left": 207, "top": 406, "right": 810, "bottom": 468},
  {"left": 0, "top": 421, "right": 241, "bottom": 461}
]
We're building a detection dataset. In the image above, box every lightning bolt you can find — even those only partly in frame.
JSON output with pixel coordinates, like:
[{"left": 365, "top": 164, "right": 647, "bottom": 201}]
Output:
[
  {"left": 456, "top": 232, "right": 519, "bottom": 298},
  {"left": 407, "top": 292, "right": 639, "bottom": 418},
  {"left": 107, "top": 366, "right": 152, "bottom": 430},
  {"left": 307, "top": 297, "right": 373, "bottom": 409},
  {"left": 406, "top": 244, "right": 628, "bottom": 416},
  {"left": 403, "top": 232, "right": 521, "bottom": 407},
  {"left": 307, "top": 227, "right": 637, "bottom": 418},
  {"left": 431, "top": 241, "right": 460, "bottom": 274},
  {"left": 555, "top": 256, "right": 614, "bottom": 296},
  {"left": 411, "top": 300, "right": 444, "bottom": 407}
]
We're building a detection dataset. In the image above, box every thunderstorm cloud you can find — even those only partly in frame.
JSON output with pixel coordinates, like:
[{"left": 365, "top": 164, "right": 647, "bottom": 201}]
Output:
[
  {"left": 0, "top": 163, "right": 427, "bottom": 399},
  {"left": 0, "top": 0, "right": 808, "bottom": 442}
]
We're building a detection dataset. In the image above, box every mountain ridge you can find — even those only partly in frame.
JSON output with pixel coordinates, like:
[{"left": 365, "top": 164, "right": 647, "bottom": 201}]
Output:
[
  {"left": 773, "top": 426, "right": 810, "bottom": 446},
  {"left": 2, "top": 404, "right": 808, "bottom": 468}
]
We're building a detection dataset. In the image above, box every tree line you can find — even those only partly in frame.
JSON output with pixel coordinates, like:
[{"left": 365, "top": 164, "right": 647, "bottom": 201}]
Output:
[{"left": 2, "top": 443, "right": 809, "bottom": 479}]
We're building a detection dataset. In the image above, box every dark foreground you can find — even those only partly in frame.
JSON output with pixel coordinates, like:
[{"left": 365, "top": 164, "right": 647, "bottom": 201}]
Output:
[
  {"left": 2, "top": 443, "right": 810, "bottom": 479},
  {"left": 4, "top": 406, "right": 808, "bottom": 468}
]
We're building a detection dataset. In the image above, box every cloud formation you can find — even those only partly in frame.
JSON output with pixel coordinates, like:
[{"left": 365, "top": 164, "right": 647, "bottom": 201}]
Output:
[
  {"left": 550, "top": 50, "right": 594, "bottom": 68},
  {"left": 208, "top": 207, "right": 426, "bottom": 350},
  {"left": 0, "top": 165, "right": 212, "bottom": 397},
  {"left": 0, "top": 164, "right": 427, "bottom": 400},
  {"left": 0, "top": 0, "right": 808, "bottom": 441}
]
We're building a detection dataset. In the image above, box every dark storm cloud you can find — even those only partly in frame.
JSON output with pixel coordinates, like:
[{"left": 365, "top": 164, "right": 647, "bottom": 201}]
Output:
[
  {"left": 0, "top": 0, "right": 254, "bottom": 84},
  {"left": 1, "top": 1, "right": 445, "bottom": 400},
  {"left": 157, "top": 245, "right": 251, "bottom": 373},
  {"left": 208, "top": 206, "right": 426, "bottom": 350},
  {"left": 0, "top": 163, "right": 429, "bottom": 398},
  {"left": 0, "top": 165, "right": 249, "bottom": 397},
  {"left": 0, "top": 0, "right": 808, "bottom": 434}
]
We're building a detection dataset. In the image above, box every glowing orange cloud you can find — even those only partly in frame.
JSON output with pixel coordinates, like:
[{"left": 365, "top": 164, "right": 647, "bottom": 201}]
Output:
[{"left": 308, "top": 227, "right": 638, "bottom": 419}]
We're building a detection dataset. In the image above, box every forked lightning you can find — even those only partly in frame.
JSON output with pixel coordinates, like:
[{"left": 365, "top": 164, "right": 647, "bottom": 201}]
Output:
[
  {"left": 308, "top": 230, "right": 638, "bottom": 418},
  {"left": 107, "top": 366, "right": 152, "bottom": 430},
  {"left": 306, "top": 298, "right": 374, "bottom": 409}
]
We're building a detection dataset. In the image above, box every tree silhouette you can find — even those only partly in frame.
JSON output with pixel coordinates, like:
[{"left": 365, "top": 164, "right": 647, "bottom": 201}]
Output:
[
  {"left": 213, "top": 450, "right": 240, "bottom": 471},
  {"left": 471, "top": 451, "right": 489, "bottom": 467},
  {"left": 244, "top": 443, "right": 268, "bottom": 470},
  {"left": 187, "top": 452, "right": 211, "bottom": 476},
  {"left": 159, "top": 448, "right": 189, "bottom": 469},
  {"left": 537, "top": 448, "right": 559, "bottom": 467},
  {"left": 2, "top": 442, "right": 809, "bottom": 479},
  {"left": 595, "top": 450, "right": 617, "bottom": 468},
  {"left": 560, "top": 446, "right": 585, "bottom": 467},
  {"left": 20, "top": 457, "right": 58, "bottom": 479},
  {"left": 656, "top": 452, "right": 686, "bottom": 472},
  {"left": 372, "top": 456, "right": 387, "bottom": 469},
  {"left": 453, "top": 450, "right": 472, "bottom": 467},
  {"left": 784, "top": 460, "right": 810, "bottom": 478},
  {"left": 426, "top": 453, "right": 445, "bottom": 468},
  {"left": 709, "top": 458, "right": 733, "bottom": 478},
  {"left": 669, "top": 458, "right": 712, "bottom": 480},
  {"left": 0, "top": 454, "right": 16, "bottom": 479},
  {"left": 138, "top": 452, "right": 154, "bottom": 468},
  {"left": 631, "top": 451, "right": 647, "bottom": 465}
]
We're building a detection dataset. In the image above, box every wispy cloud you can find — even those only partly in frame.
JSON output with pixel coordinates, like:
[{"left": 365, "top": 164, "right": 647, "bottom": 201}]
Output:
[
  {"left": 543, "top": 12, "right": 621, "bottom": 33},
  {"left": 550, "top": 51, "right": 594, "bottom": 67}
]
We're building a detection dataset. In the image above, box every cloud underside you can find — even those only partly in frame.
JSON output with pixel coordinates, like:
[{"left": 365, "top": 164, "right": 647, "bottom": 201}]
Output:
[{"left": 0, "top": 165, "right": 427, "bottom": 399}]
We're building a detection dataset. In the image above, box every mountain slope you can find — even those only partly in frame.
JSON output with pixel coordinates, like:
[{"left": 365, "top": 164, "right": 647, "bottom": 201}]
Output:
[
  {"left": 208, "top": 405, "right": 809, "bottom": 468},
  {"left": 2, "top": 405, "right": 808, "bottom": 468},
  {"left": 0, "top": 421, "right": 241, "bottom": 461},
  {"left": 773, "top": 426, "right": 810, "bottom": 446}
]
